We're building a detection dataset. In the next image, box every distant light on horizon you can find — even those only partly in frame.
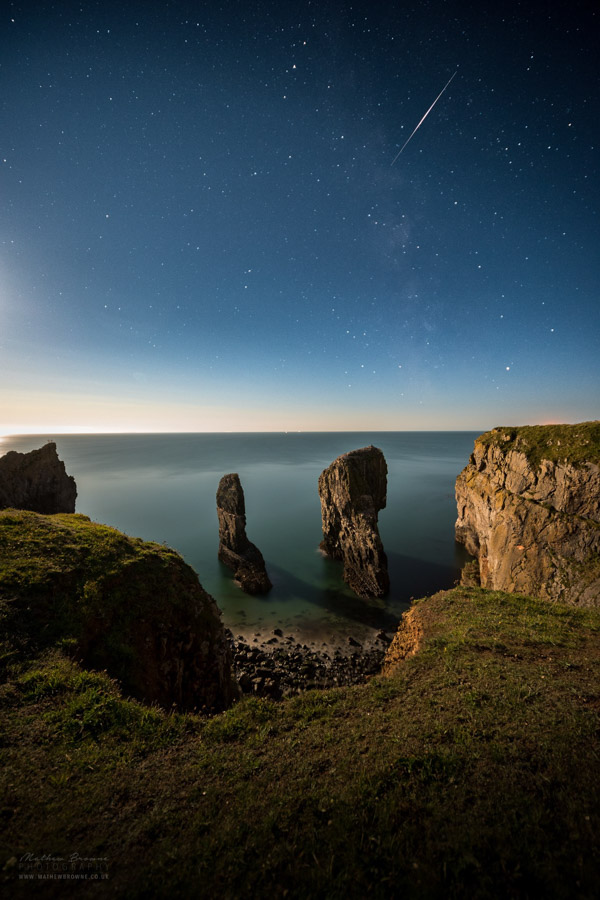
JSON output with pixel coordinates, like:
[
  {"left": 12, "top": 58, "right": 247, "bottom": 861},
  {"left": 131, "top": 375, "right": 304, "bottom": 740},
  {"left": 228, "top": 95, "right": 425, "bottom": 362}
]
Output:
[
  {"left": 0, "top": 412, "right": 584, "bottom": 440},
  {"left": 0, "top": 424, "right": 138, "bottom": 438}
]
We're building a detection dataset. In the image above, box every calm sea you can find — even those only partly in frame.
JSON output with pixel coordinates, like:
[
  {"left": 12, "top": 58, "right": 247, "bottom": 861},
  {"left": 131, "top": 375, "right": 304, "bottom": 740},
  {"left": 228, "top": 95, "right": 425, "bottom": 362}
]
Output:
[{"left": 1, "top": 432, "right": 478, "bottom": 643}]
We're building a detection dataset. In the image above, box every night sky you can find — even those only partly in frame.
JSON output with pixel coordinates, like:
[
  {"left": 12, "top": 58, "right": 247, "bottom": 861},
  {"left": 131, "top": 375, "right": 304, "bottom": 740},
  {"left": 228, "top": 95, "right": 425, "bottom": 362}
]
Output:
[{"left": 1, "top": 0, "right": 598, "bottom": 433}]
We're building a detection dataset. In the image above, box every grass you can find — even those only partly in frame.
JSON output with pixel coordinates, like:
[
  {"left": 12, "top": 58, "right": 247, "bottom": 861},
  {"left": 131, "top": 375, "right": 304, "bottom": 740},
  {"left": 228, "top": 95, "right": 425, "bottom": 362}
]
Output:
[
  {"left": 0, "top": 509, "right": 185, "bottom": 660},
  {"left": 476, "top": 421, "right": 600, "bottom": 468},
  {"left": 0, "top": 509, "right": 236, "bottom": 711},
  {"left": 1, "top": 586, "right": 599, "bottom": 898}
]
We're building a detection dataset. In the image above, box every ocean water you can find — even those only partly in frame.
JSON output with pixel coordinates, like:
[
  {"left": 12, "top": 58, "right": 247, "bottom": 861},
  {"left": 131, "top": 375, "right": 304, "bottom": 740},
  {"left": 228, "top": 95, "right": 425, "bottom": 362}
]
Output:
[{"left": 0, "top": 432, "right": 478, "bottom": 643}]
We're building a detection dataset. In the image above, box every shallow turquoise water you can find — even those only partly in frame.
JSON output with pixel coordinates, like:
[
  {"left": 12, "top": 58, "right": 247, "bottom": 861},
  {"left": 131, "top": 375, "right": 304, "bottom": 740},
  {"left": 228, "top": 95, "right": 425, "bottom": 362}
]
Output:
[{"left": 1, "top": 432, "right": 478, "bottom": 641}]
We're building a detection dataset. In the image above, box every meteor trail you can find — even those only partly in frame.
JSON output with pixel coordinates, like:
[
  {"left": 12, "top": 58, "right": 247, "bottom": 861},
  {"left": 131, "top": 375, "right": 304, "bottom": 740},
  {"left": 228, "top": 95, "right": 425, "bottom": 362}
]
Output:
[{"left": 391, "top": 70, "right": 458, "bottom": 164}]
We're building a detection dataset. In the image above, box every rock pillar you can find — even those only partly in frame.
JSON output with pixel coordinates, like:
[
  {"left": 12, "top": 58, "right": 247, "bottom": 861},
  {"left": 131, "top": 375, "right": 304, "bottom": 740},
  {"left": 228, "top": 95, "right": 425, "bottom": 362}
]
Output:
[
  {"left": 318, "top": 446, "right": 389, "bottom": 599},
  {"left": 217, "top": 473, "right": 272, "bottom": 594}
]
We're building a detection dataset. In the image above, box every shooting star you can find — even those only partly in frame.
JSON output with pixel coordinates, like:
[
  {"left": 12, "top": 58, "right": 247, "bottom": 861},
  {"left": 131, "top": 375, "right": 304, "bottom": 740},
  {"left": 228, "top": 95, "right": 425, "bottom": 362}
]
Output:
[{"left": 391, "top": 70, "right": 458, "bottom": 165}]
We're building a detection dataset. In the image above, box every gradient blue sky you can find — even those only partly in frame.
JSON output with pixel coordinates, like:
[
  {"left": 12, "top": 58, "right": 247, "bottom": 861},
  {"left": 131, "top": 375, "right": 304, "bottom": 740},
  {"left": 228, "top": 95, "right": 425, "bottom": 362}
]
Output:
[{"left": 1, "top": 0, "right": 598, "bottom": 434}]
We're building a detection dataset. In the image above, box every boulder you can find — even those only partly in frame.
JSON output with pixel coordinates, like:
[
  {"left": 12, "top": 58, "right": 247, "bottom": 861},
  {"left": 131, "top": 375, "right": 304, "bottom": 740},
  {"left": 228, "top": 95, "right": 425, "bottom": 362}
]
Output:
[
  {"left": 0, "top": 442, "right": 77, "bottom": 513},
  {"left": 216, "top": 473, "right": 272, "bottom": 594},
  {"left": 0, "top": 509, "right": 238, "bottom": 712},
  {"left": 455, "top": 423, "right": 600, "bottom": 605},
  {"left": 318, "top": 445, "right": 389, "bottom": 599}
]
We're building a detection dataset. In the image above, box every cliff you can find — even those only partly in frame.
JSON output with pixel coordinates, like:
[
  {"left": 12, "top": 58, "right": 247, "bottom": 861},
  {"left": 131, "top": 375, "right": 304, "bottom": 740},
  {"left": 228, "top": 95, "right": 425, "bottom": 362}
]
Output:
[
  {"left": 318, "top": 445, "right": 389, "bottom": 599},
  {"left": 216, "top": 473, "right": 272, "bottom": 594},
  {"left": 0, "top": 509, "right": 237, "bottom": 712},
  {"left": 2, "top": 585, "right": 599, "bottom": 897},
  {"left": 455, "top": 422, "right": 600, "bottom": 605},
  {"left": 0, "top": 442, "right": 77, "bottom": 513}
]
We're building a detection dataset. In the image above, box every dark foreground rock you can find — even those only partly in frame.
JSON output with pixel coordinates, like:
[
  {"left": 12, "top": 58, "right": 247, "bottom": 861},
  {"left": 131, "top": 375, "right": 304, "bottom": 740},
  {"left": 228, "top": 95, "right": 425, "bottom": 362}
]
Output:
[
  {"left": 0, "top": 442, "right": 77, "bottom": 513},
  {"left": 217, "top": 473, "right": 272, "bottom": 594},
  {"left": 318, "top": 445, "right": 389, "bottom": 599},
  {"left": 227, "top": 629, "right": 392, "bottom": 699},
  {"left": 0, "top": 509, "right": 238, "bottom": 712},
  {"left": 456, "top": 423, "right": 600, "bottom": 605}
]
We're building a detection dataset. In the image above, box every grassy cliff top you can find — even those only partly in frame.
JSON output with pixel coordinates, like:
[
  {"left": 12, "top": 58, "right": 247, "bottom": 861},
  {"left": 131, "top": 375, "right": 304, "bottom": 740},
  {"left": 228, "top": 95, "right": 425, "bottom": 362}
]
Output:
[
  {"left": 0, "top": 509, "right": 234, "bottom": 712},
  {"left": 0, "top": 507, "right": 183, "bottom": 590},
  {"left": 476, "top": 421, "right": 600, "bottom": 468},
  {"left": 0, "top": 509, "right": 200, "bottom": 659},
  {"left": 2, "top": 585, "right": 599, "bottom": 898}
]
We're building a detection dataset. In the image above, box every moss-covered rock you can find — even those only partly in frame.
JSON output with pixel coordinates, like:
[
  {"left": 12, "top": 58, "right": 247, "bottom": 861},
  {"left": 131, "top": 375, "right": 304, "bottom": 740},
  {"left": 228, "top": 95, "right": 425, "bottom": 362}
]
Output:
[
  {"left": 0, "top": 509, "right": 237, "bottom": 712},
  {"left": 477, "top": 421, "right": 600, "bottom": 469}
]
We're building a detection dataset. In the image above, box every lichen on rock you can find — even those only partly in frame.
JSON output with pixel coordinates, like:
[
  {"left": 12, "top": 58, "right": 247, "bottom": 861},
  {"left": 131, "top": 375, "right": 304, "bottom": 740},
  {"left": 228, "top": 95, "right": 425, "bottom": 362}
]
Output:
[
  {"left": 0, "top": 442, "right": 77, "bottom": 513},
  {"left": 216, "top": 473, "right": 272, "bottom": 595},
  {"left": 318, "top": 445, "right": 389, "bottom": 599},
  {"left": 455, "top": 422, "right": 600, "bottom": 606}
]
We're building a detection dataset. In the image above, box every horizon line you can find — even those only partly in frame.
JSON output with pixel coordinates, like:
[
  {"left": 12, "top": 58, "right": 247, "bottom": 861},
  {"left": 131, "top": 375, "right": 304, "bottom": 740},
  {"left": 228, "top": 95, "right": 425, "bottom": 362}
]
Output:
[{"left": 1, "top": 423, "right": 577, "bottom": 439}]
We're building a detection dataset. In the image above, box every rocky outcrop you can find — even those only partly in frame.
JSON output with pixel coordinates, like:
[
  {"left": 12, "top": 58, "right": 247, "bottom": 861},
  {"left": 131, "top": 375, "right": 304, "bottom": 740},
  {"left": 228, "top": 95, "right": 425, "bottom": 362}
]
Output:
[
  {"left": 318, "top": 445, "right": 389, "bottom": 599},
  {"left": 455, "top": 423, "right": 600, "bottom": 606},
  {"left": 0, "top": 509, "right": 238, "bottom": 712},
  {"left": 0, "top": 442, "right": 77, "bottom": 513},
  {"left": 217, "top": 473, "right": 272, "bottom": 594},
  {"left": 380, "top": 604, "right": 425, "bottom": 675}
]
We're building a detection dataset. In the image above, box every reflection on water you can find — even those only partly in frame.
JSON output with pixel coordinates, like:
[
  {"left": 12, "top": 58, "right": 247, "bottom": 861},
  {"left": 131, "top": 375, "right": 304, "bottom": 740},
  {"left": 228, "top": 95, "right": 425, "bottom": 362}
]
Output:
[{"left": 1, "top": 432, "right": 478, "bottom": 640}]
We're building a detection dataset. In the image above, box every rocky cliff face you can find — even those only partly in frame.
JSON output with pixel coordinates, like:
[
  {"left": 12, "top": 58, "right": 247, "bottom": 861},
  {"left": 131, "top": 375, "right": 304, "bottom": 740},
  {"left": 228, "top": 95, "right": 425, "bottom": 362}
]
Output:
[
  {"left": 216, "top": 473, "right": 272, "bottom": 594},
  {"left": 455, "top": 423, "right": 600, "bottom": 606},
  {"left": 0, "top": 509, "right": 238, "bottom": 712},
  {"left": 0, "top": 442, "right": 77, "bottom": 513},
  {"left": 318, "top": 445, "right": 389, "bottom": 599}
]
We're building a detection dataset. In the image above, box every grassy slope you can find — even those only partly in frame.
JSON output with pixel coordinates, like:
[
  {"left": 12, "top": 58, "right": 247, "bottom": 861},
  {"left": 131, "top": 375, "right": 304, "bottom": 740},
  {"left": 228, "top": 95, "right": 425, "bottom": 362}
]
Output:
[
  {"left": 0, "top": 510, "right": 235, "bottom": 711},
  {"left": 476, "top": 421, "right": 600, "bottom": 468},
  {"left": 0, "top": 509, "right": 209, "bottom": 647},
  {"left": 0, "top": 509, "right": 185, "bottom": 665},
  {"left": 1, "top": 587, "right": 599, "bottom": 899}
]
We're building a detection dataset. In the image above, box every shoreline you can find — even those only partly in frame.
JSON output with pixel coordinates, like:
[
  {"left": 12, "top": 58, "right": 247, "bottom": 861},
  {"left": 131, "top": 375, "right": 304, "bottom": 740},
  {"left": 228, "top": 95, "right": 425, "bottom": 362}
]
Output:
[{"left": 226, "top": 625, "right": 394, "bottom": 699}]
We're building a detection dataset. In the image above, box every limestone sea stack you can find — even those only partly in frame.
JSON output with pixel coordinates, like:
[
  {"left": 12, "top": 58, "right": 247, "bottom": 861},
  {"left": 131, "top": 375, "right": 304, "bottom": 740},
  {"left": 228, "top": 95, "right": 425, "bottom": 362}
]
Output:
[
  {"left": 0, "top": 441, "right": 77, "bottom": 513},
  {"left": 455, "top": 423, "right": 600, "bottom": 606},
  {"left": 318, "top": 445, "right": 389, "bottom": 599},
  {"left": 216, "top": 473, "right": 272, "bottom": 594}
]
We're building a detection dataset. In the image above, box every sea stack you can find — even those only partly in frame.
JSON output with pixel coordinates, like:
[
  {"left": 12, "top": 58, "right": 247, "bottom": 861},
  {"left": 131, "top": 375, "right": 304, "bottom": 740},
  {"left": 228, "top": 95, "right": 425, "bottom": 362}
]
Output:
[
  {"left": 0, "top": 442, "right": 77, "bottom": 513},
  {"left": 216, "top": 473, "right": 272, "bottom": 595},
  {"left": 455, "top": 422, "right": 600, "bottom": 606},
  {"left": 318, "top": 445, "right": 389, "bottom": 599}
]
